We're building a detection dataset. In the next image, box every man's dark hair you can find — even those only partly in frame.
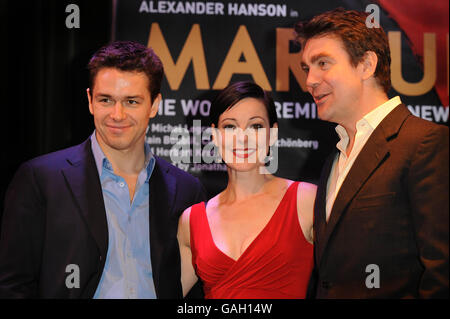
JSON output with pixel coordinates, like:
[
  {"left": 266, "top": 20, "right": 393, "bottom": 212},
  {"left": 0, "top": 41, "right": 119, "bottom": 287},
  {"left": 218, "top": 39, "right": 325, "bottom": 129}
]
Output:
[
  {"left": 295, "top": 8, "right": 391, "bottom": 93},
  {"left": 87, "top": 41, "right": 164, "bottom": 101},
  {"left": 210, "top": 81, "right": 278, "bottom": 128}
]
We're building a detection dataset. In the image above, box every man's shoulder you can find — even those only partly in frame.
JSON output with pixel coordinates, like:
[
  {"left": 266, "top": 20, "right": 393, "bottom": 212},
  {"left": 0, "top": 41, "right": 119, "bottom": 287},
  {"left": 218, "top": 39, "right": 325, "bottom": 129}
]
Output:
[
  {"left": 154, "top": 156, "right": 200, "bottom": 184},
  {"left": 153, "top": 156, "right": 207, "bottom": 213},
  {"left": 401, "top": 111, "right": 449, "bottom": 138},
  {"left": 382, "top": 104, "right": 448, "bottom": 139},
  {"left": 23, "top": 140, "right": 90, "bottom": 172},
  {"left": 7, "top": 140, "right": 92, "bottom": 194}
]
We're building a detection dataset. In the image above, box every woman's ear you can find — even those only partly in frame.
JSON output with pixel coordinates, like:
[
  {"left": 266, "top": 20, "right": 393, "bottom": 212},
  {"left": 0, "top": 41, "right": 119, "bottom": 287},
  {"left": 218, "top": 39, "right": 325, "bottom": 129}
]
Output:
[{"left": 269, "top": 123, "right": 278, "bottom": 146}]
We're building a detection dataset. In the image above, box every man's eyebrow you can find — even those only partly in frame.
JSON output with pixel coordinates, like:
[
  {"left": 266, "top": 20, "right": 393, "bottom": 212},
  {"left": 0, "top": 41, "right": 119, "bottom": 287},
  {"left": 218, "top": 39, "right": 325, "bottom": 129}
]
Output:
[
  {"left": 302, "top": 53, "right": 332, "bottom": 66},
  {"left": 311, "top": 53, "right": 332, "bottom": 64},
  {"left": 94, "top": 94, "right": 144, "bottom": 99},
  {"left": 95, "top": 93, "right": 112, "bottom": 97},
  {"left": 124, "top": 95, "right": 144, "bottom": 99}
]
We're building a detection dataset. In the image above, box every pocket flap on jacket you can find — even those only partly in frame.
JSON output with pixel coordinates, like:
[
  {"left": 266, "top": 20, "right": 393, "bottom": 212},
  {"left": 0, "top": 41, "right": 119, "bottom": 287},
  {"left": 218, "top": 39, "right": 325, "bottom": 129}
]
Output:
[{"left": 353, "top": 192, "right": 396, "bottom": 209}]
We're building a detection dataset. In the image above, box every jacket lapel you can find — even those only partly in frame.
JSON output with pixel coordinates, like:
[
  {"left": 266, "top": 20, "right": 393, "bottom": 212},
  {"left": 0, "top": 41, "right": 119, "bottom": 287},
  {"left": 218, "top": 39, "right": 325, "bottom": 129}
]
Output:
[
  {"left": 314, "top": 152, "right": 337, "bottom": 266},
  {"left": 61, "top": 140, "right": 108, "bottom": 259},
  {"left": 317, "top": 104, "right": 411, "bottom": 265},
  {"left": 148, "top": 157, "right": 177, "bottom": 297}
]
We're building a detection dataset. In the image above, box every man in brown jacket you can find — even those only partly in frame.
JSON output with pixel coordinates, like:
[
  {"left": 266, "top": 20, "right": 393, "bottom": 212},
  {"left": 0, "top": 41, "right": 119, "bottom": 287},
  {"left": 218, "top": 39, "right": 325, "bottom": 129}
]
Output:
[{"left": 297, "top": 8, "right": 448, "bottom": 298}]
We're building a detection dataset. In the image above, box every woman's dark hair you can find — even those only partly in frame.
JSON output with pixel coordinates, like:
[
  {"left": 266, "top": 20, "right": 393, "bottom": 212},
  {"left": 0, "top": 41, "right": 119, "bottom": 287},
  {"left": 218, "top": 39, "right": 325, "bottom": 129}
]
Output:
[{"left": 209, "top": 81, "right": 278, "bottom": 127}]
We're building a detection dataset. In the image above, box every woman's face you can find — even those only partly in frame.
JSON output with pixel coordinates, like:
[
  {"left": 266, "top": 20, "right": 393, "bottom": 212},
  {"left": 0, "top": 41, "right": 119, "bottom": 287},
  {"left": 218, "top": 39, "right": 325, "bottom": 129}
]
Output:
[{"left": 213, "top": 97, "right": 276, "bottom": 172}]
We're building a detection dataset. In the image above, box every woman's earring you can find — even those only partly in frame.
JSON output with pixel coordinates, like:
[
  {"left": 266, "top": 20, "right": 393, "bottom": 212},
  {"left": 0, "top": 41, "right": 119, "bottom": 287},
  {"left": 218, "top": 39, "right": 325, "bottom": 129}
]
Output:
[
  {"left": 214, "top": 146, "right": 223, "bottom": 163},
  {"left": 264, "top": 146, "right": 273, "bottom": 166}
]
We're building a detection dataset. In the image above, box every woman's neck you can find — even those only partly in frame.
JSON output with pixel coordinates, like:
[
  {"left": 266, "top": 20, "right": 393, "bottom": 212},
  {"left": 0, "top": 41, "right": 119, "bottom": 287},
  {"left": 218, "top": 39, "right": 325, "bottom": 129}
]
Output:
[{"left": 221, "top": 167, "right": 275, "bottom": 203}]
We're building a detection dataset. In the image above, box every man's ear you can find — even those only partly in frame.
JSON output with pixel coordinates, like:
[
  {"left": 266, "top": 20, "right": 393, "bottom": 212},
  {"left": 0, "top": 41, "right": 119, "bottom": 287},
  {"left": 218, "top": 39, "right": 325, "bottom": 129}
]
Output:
[
  {"left": 360, "top": 51, "right": 378, "bottom": 81},
  {"left": 87, "top": 88, "right": 94, "bottom": 115},
  {"left": 149, "top": 93, "right": 161, "bottom": 118}
]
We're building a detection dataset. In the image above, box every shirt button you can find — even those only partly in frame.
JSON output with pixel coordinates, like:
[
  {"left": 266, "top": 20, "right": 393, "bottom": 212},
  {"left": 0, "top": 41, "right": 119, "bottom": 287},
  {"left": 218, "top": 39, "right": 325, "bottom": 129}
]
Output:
[{"left": 119, "top": 182, "right": 125, "bottom": 187}]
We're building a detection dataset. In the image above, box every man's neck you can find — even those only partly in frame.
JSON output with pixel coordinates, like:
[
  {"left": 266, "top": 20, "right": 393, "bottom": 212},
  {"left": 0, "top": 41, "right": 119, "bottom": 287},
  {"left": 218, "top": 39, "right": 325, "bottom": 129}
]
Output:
[
  {"left": 341, "top": 90, "right": 389, "bottom": 156},
  {"left": 97, "top": 136, "right": 146, "bottom": 176}
]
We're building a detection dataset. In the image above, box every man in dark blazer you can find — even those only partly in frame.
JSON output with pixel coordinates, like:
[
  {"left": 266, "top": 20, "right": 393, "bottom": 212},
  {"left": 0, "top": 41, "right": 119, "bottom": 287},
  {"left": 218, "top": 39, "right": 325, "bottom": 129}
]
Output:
[
  {"left": 297, "top": 9, "right": 449, "bottom": 298},
  {"left": 0, "top": 41, "right": 206, "bottom": 298}
]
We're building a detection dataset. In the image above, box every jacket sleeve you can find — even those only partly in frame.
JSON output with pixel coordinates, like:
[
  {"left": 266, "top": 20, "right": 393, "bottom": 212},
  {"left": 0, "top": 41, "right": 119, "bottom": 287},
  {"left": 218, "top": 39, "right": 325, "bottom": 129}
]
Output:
[
  {"left": 0, "top": 162, "right": 45, "bottom": 298},
  {"left": 407, "top": 124, "right": 449, "bottom": 298},
  {"left": 194, "top": 177, "right": 208, "bottom": 205}
]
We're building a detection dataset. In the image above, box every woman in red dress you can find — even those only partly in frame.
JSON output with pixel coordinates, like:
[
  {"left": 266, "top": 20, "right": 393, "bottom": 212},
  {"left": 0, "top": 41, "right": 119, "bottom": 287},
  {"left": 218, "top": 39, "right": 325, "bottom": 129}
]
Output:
[{"left": 177, "top": 81, "right": 316, "bottom": 299}]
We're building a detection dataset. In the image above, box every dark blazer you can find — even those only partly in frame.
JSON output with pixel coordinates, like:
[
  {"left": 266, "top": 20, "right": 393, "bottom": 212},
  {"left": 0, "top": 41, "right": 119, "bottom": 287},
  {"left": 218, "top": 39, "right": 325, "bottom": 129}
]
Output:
[
  {"left": 0, "top": 139, "right": 206, "bottom": 298},
  {"left": 308, "top": 104, "right": 449, "bottom": 299}
]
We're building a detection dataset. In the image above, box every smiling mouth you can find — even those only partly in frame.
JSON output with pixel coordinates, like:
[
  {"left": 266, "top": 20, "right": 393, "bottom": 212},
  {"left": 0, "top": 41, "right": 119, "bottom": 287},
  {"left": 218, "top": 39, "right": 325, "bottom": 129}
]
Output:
[
  {"left": 233, "top": 148, "right": 256, "bottom": 158},
  {"left": 106, "top": 125, "right": 131, "bottom": 133},
  {"left": 313, "top": 93, "right": 330, "bottom": 105}
]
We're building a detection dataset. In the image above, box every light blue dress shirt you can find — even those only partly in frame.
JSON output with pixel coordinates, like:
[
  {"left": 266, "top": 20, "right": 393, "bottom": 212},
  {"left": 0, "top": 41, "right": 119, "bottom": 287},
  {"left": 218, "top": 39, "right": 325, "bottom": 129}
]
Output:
[{"left": 90, "top": 132, "right": 157, "bottom": 299}]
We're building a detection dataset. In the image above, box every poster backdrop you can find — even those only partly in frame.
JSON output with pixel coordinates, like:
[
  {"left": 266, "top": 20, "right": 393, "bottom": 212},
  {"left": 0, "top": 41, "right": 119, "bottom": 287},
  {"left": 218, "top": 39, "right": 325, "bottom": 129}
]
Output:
[{"left": 115, "top": 0, "right": 449, "bottom": 197}]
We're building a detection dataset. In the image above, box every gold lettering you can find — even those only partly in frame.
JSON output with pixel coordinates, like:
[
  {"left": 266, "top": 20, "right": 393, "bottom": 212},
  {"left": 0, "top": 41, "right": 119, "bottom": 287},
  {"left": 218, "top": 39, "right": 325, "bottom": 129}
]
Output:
[
  {"left": 389, "top": 31, "right": 436, "bottom": 96},
  {"left": 147, "top": 23, "right": 209, "bottom": 90},
  {"left": 275, "top": 28, "right": 307, "bottom": 92},
  {"left": 213, "top": 25, "right": 271, "bottom": 90}
]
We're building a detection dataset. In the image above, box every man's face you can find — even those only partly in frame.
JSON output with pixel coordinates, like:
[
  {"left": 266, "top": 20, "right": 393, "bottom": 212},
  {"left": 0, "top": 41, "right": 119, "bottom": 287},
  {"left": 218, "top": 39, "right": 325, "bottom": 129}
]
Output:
[
  {"left": 301, "top": 35, "right": 364, "bottom": 125},
  {"left": 87, "top": 68, "right": 160, "bottom": 153}
]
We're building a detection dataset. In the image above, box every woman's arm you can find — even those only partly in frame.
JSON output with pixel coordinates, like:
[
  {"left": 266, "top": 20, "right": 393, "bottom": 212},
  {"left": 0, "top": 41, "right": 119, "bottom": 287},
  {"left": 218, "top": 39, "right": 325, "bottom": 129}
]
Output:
[
  {"left": 177, "top": 206, "right": 199, "bottom": 297},
  {"left": 297, "top": 182, "right": 317, "bottom": 244}
]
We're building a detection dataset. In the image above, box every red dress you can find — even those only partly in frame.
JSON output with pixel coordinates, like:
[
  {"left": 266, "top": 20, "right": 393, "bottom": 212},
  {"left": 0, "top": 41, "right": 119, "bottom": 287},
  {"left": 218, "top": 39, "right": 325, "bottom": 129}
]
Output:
[{"left": 189, "top": 182, "right": 313, "bottom": 299}]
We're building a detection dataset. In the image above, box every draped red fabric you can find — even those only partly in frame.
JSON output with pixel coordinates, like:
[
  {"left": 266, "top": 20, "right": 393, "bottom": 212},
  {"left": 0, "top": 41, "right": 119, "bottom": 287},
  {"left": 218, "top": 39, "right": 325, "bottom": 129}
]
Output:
[
  {"left": 189, "top": 182, "right": 313, "bottom": 299},
  {"left": 378, "top": 0, "right": 449, "bottom": 106}
]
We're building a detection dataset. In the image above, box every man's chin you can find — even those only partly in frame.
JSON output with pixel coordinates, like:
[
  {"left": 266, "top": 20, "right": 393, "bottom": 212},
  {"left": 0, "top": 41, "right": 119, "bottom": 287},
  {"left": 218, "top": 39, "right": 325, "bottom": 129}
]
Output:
[
  {"left": 101, "top": 136, "right": 135, "bottom": 151},
  {"left": 317, "top": 105, "right": 333, "bottom": 122}
]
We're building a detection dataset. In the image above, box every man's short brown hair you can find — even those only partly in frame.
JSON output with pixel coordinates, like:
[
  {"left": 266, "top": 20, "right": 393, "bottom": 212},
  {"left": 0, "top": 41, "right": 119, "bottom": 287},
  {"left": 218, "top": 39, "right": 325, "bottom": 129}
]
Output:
[
  {"left": 87, "top": 41, "right": 164, "bottom": 101},
  {"left": 295, "top": 8, "right": 391, "bottom": 93}
]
